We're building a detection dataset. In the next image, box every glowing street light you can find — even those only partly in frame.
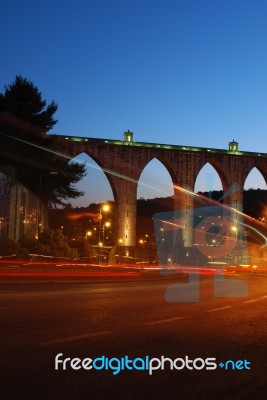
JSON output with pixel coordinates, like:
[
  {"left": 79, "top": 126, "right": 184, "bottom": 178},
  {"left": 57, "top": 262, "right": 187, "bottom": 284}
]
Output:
[
  {"left": 102, "top": 204, "right": 110, "bottom": 213},
  {"left": 98, "top": 204, "right": 110, "bottom": 263},
  {"left": 98, "top": 204, "right": 110, "bottom": 239},
  {"left": 86, "top": 231, "right": 92, "bottom": 242},
  {"left": 139, "top": 239, "right": 145, "bottom": 261}
]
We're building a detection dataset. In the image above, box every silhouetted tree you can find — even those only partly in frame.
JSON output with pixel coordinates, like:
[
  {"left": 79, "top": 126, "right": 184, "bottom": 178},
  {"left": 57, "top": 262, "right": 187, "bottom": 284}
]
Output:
[
  {"left": 0, "top": 75, "right": 57, "bottom": 134},
  {"left": 0, "top": 75, "right": 86, "bottom": 206}
]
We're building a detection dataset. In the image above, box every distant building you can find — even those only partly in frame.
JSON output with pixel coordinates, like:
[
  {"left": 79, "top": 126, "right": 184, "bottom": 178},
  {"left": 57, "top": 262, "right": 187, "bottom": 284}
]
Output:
[{"left": 0, "top": 168, "right": 47, "bottom": 241}]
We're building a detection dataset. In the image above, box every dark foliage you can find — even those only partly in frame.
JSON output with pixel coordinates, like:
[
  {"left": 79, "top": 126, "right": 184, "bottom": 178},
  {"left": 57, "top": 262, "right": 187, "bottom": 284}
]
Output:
[{"left": 0, "top": 75, "right": 86, "bottom": 206}]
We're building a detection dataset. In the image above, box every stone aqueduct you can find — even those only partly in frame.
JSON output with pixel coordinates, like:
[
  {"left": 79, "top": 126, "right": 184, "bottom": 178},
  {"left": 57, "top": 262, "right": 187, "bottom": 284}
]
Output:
[{"left": 51, "top": 131, "right": 267, "bottom": 258}]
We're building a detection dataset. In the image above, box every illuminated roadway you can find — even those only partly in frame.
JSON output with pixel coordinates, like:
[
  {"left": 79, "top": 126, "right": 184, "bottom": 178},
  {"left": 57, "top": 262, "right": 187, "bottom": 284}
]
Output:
[{"left": 0, "top": 268, "right": 266, "bottom": 400}]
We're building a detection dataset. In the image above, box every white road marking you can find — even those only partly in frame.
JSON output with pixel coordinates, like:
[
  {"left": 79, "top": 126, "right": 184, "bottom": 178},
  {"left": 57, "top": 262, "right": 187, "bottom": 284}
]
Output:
[
  {"left": 207, "top": 306, "right": 233, "bottom": 312},
  {"left": 144, "top": 316, "right": 188, "bottom": 326},
  {"left": 243, "top": 297, "right": 266, "bottom": 304},
  {"left": 38, "top": 330, "right": 112, "bottom": 346}
]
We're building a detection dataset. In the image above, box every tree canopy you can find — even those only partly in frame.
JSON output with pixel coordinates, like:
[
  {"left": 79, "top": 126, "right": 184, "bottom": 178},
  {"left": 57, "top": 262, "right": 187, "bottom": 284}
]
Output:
[
  {"left": 0, "top": 75, "right": 86, "bottom": 206},
  {"left": 0, "top": 75, "right": 58, "bottom": 134}
]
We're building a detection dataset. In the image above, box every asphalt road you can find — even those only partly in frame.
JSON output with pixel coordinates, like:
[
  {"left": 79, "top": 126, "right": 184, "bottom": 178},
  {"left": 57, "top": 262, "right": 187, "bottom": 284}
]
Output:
[{"left": 0, "top": 271, "right": 266, "bottom": 400}]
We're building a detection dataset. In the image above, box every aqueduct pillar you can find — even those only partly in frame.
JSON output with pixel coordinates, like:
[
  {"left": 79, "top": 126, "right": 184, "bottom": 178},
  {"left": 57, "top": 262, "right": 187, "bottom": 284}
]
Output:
[{"left": 108, "top": 175, "right": 138, "bottom": 262}]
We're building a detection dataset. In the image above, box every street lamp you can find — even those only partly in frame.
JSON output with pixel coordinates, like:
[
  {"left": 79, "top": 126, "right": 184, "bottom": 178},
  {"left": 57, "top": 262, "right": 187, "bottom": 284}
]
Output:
[
  {"left": 102, "top": 221, "right": 111, "bottom": 245},
  {"left": 98, "top": 204, "right": 110, "bottom": 262},
  {"left": 86, "top": 231, "right": 92, "bottom": 242},
  {"left": 139, "top": 239, "right": 144, "bottom": 261},
  {"left": 98, "top": 204, "right": 110, "bottom": 240}
]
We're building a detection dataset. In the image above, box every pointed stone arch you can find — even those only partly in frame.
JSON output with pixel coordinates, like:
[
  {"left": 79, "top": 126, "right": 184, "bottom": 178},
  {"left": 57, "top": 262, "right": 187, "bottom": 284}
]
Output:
[
  {"left": 137, "top": 157, "right": 174, "bottom": 200},
  {"left": 69, "top": 152, "right": 114, "bottom": 206},
  {"left": 194, "top": 162, "right": 223, "bottom": 195},
  {"left": 194, "top": 160, "right": 228, "bottom": 197},
  {"left": 244, "top": 166, "right": 267, "bottom": 190}
]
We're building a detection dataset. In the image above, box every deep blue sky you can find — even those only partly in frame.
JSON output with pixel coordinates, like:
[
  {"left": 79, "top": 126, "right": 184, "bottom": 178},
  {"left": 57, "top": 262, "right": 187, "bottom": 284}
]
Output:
[{"left": 1, "top": 0, "right": 267, "bottom": 205}]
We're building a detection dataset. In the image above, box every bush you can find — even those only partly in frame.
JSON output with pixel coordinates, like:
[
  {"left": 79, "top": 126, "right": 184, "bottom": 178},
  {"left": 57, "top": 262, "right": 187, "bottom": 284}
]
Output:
[
  {"left": 0, "top": 239, "right": 29, "bottom": 258},
  {"left": 0, "top": 229, "right": 79, "bottom": 259}
]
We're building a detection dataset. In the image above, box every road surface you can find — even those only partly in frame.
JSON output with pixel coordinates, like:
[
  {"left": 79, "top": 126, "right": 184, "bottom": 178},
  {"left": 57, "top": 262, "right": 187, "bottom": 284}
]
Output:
[{"left": 0, "top": 269, "right": 266, "bottom": 399}]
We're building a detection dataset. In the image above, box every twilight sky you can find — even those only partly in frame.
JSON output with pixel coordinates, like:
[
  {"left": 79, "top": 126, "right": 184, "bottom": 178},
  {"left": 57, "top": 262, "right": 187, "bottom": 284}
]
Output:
[{"left": 1, "top": 0, "right": 267, "bottom": 205}]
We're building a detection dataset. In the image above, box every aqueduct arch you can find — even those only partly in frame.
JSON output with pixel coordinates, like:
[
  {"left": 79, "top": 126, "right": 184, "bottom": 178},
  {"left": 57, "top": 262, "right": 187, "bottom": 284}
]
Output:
[{"left": 50, "top": 133, "right": 267, "bottom": 261}]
